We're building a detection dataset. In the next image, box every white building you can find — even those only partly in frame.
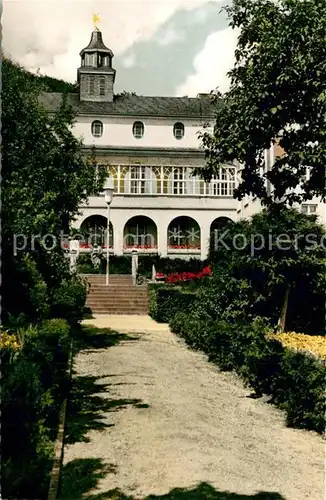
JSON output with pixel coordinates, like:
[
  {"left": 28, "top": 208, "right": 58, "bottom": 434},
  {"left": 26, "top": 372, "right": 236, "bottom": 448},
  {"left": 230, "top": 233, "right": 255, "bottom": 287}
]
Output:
[
  {"left": 238, "top": 142, "right": 326, "bottom": 224},
  {"left": 41, "top": 28, "right": 238, "bottom": 260},
  {"left": 41, "top": 28, "right": 325, "bottom": 260}
]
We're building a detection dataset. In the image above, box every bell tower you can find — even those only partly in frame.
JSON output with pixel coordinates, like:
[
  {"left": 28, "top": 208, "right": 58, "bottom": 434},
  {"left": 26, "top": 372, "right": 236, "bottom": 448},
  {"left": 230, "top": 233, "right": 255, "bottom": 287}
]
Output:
[{"left": 77, "top": 15, "right": 116, "bottom": 102}]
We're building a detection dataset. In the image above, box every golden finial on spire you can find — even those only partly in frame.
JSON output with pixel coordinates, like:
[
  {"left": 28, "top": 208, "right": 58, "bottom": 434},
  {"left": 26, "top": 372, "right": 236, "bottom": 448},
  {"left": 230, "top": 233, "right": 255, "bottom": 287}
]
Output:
[{"left": 93, "top": 13, "right": 100, "bottom": 30}]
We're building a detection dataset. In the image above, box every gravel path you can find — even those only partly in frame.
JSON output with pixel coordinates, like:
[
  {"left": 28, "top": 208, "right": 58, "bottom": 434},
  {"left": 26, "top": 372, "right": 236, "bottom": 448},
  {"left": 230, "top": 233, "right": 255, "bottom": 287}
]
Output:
[{"left": 62, "top": 318, "right": 324, "bottom": 499}]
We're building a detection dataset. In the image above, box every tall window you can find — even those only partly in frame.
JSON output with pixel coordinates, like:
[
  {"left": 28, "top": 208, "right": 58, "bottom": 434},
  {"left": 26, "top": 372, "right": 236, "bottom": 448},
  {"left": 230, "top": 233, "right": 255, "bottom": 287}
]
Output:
[
  {"left": 172, "top": 168, "right": 184, "bottom": 194},
  {"left": 133, "top": 121, "right": 144, "bottom": 139},
  {"left": 173, "top": 122, "right": 185, "bottom": 140},
  {"left": 207, "top": 167, "right": 236, "bottom": 196},
  {"left": 91, "top": 120, "right": 103, "bottom": 137},
  {"left": 99, "top": 76, "right": 106, "bottom": 95},
  {"left": 220, "top": 168, "right": 228, "bottom": 195},
  {"left": 130, "top": 166, "right": 146, "bottom": 194},
  {"left": 88, "top": 75, "right": 95, "bottom": 95},
  {"left": 167, "top": 167, "right": 199, "bottom": 195},
  {"left": 127, "top": 166, "right": 157, "bottom": 194}
]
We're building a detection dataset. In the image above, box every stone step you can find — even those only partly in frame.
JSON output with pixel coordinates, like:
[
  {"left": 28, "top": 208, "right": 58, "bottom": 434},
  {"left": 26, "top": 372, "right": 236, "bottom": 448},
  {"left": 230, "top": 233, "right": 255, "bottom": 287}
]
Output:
[
  {"left": 87, "top": 294, "right": 148, "bottom": 300},
  {"left": 88, "top": 286, "right": 147, "bottom": 290},
  {"left": 87, "top": 292, "right": 148, "bottom": 296},
  {"left": 87, "top": 300, "right": 148, "bottom": 306},
  {"left": 87, "top": 286, "right": 147, "bottom": 291},
  {"left": 90, "top": 307, "right": 148, "bottom": 315},
  {"left": 82, "top": 274, "right": 133, "bottom": 283},
  {"left": 83, "top": 274, "right": 148, "bottom": 314},
  {"left": 87, "top": 291, "right": 148, "bottom": 298}
]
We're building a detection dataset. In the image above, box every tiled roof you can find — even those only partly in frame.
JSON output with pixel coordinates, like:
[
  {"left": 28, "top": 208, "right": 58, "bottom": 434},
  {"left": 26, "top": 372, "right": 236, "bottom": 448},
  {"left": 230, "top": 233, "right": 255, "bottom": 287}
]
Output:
[{"left": 39, "top": 92, "right": 219, "bottom": 118}]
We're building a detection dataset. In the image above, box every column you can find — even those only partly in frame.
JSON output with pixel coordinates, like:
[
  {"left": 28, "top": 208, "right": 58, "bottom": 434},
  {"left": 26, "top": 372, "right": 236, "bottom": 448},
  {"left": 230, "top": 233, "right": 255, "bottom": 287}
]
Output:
[
  {"left": 112, "top": 216, "right": 124, "bottom": 256},
  {"left": 157, "top": 222, "right": 168, "bottom": 257},
  {"left": 200, "top": 222, "right": 210, "bottom": 260}
]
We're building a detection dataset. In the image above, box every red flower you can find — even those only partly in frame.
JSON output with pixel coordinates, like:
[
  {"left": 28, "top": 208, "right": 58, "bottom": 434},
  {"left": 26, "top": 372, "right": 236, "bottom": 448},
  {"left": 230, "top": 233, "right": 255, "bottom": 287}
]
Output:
[{"left": 156, "top": 273, "right": 165, "bottom": 278}]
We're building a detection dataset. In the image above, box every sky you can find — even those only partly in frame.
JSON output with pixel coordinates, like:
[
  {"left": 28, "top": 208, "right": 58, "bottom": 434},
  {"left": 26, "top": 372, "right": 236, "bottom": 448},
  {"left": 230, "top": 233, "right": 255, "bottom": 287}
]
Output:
[{"left": 2, "top": 0, "right": 238, "bottom": 96}]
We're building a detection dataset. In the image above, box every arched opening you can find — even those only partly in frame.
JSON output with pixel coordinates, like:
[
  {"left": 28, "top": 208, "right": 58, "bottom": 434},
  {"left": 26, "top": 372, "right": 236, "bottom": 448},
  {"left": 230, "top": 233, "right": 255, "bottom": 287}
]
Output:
[
  {"left": 167, "top": 216, "right": 201, "bottom": 250},
  {"left": 123, "top": 216, "right": 157, "bottom": 250},
  {"left": 80, "top": 215, "right": 113, "bottom": 248},
  {"left": 210, "top": 217, "right": 234, "bottom": 232},
  {"left": 210, "top": 217, "right": 234, "bottom": 252}
]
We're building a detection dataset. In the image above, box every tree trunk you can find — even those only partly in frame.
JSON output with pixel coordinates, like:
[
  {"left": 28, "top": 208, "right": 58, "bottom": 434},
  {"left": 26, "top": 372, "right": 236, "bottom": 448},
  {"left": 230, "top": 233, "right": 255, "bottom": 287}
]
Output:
[{"left": 277, "top": 285, "right": 290, "bottom": 333}]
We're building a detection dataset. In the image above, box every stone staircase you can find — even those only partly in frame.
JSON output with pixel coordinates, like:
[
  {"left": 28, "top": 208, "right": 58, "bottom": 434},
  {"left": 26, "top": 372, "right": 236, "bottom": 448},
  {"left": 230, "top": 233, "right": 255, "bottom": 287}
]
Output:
[{"left": 81, "top": 274, "right": 149, "bottom": 315}]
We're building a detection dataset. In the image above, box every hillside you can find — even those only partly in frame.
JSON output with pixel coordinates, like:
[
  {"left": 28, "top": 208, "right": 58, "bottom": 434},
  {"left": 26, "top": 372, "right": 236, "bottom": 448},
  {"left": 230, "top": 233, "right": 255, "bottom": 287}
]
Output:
[{"left": 3, "top": 58, "right": 78, "bottom": 93}]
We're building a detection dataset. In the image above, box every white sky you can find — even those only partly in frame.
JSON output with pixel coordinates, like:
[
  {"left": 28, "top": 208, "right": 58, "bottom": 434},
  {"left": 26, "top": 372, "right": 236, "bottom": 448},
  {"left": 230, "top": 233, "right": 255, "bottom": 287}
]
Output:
[{"left": 2, "top": 0, "right": 237, "bottom": 96}]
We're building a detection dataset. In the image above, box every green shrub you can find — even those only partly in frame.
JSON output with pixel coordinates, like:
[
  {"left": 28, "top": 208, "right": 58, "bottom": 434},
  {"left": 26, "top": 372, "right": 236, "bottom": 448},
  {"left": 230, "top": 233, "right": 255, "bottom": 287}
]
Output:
[
  {"left": 154, "top": 257, "right": 206, "bottom": 274},
  {"left": 169, "top": 312, "right": 325, "bottom": 434},
  {"left": 148, "top": 284, "right": 196, "bottom": 323},
  {"left": 77, "top": 254, "right": 132, "bottom": 275},
  {"left": 50, "top": 278, "right": 87, "bottom": 324},
  {"left": 1, "top": 318, "right": 72, "bottom": 499},
  {"left": 272, "top": 350, "right": 325, "bottom": 432},
  {"left": 77, "top": 253, "right": 206, "bottom": 277},
  {"left": 1, "top": 254, "right": 50, "bottom": 324}
]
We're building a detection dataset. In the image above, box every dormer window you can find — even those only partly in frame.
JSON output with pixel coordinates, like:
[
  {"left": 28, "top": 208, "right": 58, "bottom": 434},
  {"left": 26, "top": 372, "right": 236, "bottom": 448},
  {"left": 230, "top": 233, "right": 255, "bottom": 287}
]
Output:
[
  {"left": 173, "top": 122, "right": 185, "bottom": 140},
  {"left": 91, "top": 120, "right": 103, "bottom": 137},
  {"left": 133, "top": 121, "right": 144, "bottom": 139}
]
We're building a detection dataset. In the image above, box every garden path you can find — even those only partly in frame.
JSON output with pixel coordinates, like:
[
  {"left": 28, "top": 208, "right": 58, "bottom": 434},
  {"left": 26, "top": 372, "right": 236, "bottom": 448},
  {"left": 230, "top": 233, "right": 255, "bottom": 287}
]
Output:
[{"left": 61, "top": 316, "right": 324, "bottom": 500}]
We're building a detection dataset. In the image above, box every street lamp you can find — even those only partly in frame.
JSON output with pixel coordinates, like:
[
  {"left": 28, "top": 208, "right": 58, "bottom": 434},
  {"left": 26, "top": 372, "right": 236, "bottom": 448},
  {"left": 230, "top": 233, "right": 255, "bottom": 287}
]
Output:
[{"left": 103, "top": 177, "right": 114, "bottom": 286}]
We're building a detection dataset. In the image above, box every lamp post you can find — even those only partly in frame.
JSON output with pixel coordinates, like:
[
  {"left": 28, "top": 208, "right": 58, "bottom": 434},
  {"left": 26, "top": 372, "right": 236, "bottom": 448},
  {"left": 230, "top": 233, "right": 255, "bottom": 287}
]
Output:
[{"left": 103, "top": 178, "right": 114, "bottom": 286}]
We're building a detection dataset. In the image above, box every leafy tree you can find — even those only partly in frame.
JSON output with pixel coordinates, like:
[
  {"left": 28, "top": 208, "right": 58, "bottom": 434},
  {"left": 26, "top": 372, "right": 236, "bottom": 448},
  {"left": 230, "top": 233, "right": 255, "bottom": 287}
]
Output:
[
  {"left": 210, "top": 206, "right": 325, "bottom": 333},
  {"left": 199, "top": 0, "right": 326, "bottom": 205},
  {"left": 1, "top": 58, "right": 105, "bottom": 322}
]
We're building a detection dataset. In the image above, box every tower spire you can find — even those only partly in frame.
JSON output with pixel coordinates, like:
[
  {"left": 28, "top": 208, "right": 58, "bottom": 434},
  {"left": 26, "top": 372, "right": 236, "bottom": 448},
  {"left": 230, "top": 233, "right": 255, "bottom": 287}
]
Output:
[{"left": 77, "top": 23, "right": 116, "bottom": 102}]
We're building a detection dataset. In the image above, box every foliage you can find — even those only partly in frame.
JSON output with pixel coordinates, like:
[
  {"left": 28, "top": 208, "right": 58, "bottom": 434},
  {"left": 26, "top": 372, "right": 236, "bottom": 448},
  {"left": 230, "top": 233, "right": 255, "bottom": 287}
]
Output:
[
  {"left": 148, "top": 285, "right": 197, "bottom": 323},
  {"left": 11, "top": 60, "right": 78, "bottom": 93},
  {"left": 210, "top": 206, "right": 326, "bottom": 333},
  {"left": 0, "top": 329, "right": 21, "bottom": 351},
  {"left": 199, "top": 0, "right": 326, "bottom": 205},
  {"left": 77, "top": 254, "right": 132, "bottom": 275},
  {"left": 1, "top": 319, "right": 72, "bottom": 499},
  {"left": 1, "top": 58, "right": 105, "bottom": 323},
  {"left": 50, "top": 276, "right": 87, "bottom": 324},
  {"left": 77, "top": 253, "right": 206, "bottom": 279},
  {"left": 267, "top": 332, "right": 326, "bottom": 360},
  {"left": 1, "top": 58, "right": 95, "bottom": 497},
  {"left": 2, "top": 253, "right": 51, "bottom": 324},
  {"left": 36, "top": 71, "right": 78, "bottom": 93}
]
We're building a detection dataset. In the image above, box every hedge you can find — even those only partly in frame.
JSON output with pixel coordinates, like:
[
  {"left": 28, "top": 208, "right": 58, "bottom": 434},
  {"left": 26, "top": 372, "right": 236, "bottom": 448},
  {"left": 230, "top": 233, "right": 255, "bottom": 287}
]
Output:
[
  {"left": 170, "top": 311, "right": 325, "bottom": 434},
  {"left": 77, "top": 254, "right": 206, "bottom": 278},
  {"left": 151, "top": 286, "right": 325, "bottom": 434},
  {"left": 1, "top": 318, "right": 73, "bottom": 499},
  {"left": 148, "top": 284, "right": 197, "bottom": 323}
]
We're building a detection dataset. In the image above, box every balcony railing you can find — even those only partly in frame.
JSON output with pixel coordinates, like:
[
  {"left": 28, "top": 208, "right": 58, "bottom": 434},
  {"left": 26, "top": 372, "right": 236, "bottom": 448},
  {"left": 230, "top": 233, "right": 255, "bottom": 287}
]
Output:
[{"left": 100, "top": 164, "right": 237, "bottom": 197}]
